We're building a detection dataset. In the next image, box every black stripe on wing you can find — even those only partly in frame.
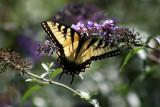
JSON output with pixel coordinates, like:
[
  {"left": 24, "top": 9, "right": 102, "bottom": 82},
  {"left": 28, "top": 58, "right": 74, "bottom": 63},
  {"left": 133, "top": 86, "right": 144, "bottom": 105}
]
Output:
[
  {"left": 41, "top": 21, "right": 81, "bottom": 49},
  {"left": 92, "top": 49, "right": 120, "bottom": 61},
  {"left": 97, "top": 39, "right": 103, "bottom": 47},
  {"left": 56, "top": 22, "right": 79, "bottom": 47},
  {"left": 41, "top": 21, "right": 64, "bottom": 57},
  {"left": 86, "top": 39, "right": 97, "bottom": 49},
  {"left": 57, "top": 23, "right": 68, "bottom": 40},
  {"left": 75, "top": 35, "right": 87, "bottom": 59},
  {"left": 83, "top": 39, "right": 120, "bottom": 64}
]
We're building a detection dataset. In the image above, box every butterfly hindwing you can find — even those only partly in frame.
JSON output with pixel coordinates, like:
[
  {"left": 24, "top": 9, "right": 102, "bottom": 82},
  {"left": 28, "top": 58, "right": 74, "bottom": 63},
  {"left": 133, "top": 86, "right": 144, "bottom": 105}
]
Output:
[{"left": 75, "top": 39, "right": 120, "bottom": 64}]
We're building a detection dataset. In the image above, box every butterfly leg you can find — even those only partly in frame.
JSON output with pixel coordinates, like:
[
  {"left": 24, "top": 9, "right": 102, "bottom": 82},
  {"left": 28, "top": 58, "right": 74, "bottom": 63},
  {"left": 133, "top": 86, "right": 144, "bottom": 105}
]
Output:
[
  {"left": 70, "top": 73, "right": 75, "bottom": 84},
  {"left": 59, "top": 72, "right": 64, "bottom": 80}
]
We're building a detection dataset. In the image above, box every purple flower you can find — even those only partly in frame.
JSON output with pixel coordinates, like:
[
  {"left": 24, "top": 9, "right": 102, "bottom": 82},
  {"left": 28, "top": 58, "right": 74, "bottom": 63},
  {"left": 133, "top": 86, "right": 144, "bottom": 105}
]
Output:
[
  {"left": 71, "top": 24, "right": 76, "bottom": 30},
  {"left": 77, "top": 22, "right": 84, "bottom": 27},
  {"left": 87, "top": 21, "right": 93, "bottom": 29},
  {"left": 45, "top": 40, "right": 50, "bottom": 45},
  {"left": 17, "top": 36, "right": 42, "bottom": 63},
  {"left": 71, "top": 20, "right": 141, "bottom": 50},
  {"left": 52, "top": 4, "right": 106, "bottom": 25},
  {"left": 102, "top": 19, "right": 114, "bottom": 27},
  {"left": 37, "top": 40, "right": 57, "bottom": 56},
  {"left": 40, "top": 3, "right": 141, "bottom": 56}
]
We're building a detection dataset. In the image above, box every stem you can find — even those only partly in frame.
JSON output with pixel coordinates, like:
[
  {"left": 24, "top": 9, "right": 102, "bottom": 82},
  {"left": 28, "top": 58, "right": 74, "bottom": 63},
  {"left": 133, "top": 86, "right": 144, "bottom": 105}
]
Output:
[
  {"left": 25, "top": 71, "right": 80, "bottom": 95},
  {"left": 143, "top": 44, "right": 160, "bottom": 51},
  {"left": 24, "top": 70, "right": 96, "bottom": 106},
  {"left": 7, "top": 60, "right": 96, "bottom": 106}
]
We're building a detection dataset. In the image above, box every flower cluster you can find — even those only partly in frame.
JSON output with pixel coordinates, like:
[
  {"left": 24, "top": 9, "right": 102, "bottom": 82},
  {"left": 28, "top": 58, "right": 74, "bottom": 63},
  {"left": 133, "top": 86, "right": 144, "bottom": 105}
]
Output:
[
  {"left": 39, "top": 19, "right": 141, "bottom": 56},
  {"left": 0, "top": 48, "right": 31, "bottom": 74},
  {"left": 52, "top": 3, "right": 106, "bottom": 25},
  {"left": 37, "top": 40, "right": 57, "bottom": 56},
  {"left": 71, "top": 19, "right": 114, "bottom": 37},
  {"left": 71, "top": 20, "right": 141, "bottom": 50},
  {"left": 39, "top": 3, "right": 141, "bottom": 56}
]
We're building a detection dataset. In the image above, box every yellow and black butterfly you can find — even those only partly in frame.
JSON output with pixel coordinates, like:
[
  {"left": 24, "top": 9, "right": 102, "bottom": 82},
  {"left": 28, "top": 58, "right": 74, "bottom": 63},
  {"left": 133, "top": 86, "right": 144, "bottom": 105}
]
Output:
[{"left": 41, "top": 21, "right": 120, "bottom": 83}]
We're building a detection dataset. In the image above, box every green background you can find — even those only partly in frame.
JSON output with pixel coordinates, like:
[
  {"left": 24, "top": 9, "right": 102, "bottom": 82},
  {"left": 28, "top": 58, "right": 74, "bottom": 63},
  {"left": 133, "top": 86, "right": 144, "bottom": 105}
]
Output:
[{"left": 0, "top": 0, "right": 160, "bottom": 107}]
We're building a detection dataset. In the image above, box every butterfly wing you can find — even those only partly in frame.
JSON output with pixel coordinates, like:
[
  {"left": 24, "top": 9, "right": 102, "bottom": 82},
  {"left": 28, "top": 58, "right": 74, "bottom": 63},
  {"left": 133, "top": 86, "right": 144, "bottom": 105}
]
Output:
[
  {"left": 41, "top": 21, "right": 80, "bottom": 59},
  {"left": 41, "top": 21, "right": 120, "bottom": 83},
  {"left": 74, "top": 38, "right": 120, "bottom": 70}
]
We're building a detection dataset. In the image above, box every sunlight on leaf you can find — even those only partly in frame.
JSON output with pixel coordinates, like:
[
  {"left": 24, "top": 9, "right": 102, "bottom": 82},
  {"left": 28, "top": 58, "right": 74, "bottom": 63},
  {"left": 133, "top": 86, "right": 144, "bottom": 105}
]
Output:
[
  {"left": 91, "top": 99, "right": 99, "bottom": 107},
  {"left": 42, "top": 63, "right": 49, "bottom": 73},
  {"left": 153, "top": 35, "right": 160, "bottom": 45},
  {"left": 20, "top": 85, "right": 44, "bottom": 107},
  {"left": 25, "top": 79, "right": 33, "bottom": 82},
  {"left": 51, "top": 68, "right": 63, "bottom": 79},
  {"left": 25, "top": 78, "right": 41, "bottom": 83},
  {"left": 79, "top": 91, "right": 90, "bottom": 99},
  {"left": 79, "top": 73, "right": 84, "bottom": 80},
  {"left": 145, "top": 35, "right": 160, "bottom": 45},
  {"left": 78, "top": 90, "right": 100, "bottom": 107},
  {"left": 120, "top": 47, "right": 146, "bottom": 72},
  {"left": 145, "top": 36, "right": 153, "bottom": 44},
  {"left": 40, "top": 72, "right": 49, "bottom": 78},
  {"left": 49, "top": 62, "right": 54, "bottom": 69}
]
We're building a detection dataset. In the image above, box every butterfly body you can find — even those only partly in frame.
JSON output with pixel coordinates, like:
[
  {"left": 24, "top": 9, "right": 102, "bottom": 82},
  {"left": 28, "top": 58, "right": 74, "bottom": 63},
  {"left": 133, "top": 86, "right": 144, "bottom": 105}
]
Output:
[{"left": 41, "top": 21, "right": 120, "bottom": 83}]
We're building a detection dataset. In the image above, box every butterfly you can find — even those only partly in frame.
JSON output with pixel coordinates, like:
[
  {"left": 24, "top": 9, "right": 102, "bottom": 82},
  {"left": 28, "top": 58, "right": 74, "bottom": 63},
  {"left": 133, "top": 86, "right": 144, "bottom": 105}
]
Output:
[{"left": 41, "top": 21, "right": 120, "bottom": 83}]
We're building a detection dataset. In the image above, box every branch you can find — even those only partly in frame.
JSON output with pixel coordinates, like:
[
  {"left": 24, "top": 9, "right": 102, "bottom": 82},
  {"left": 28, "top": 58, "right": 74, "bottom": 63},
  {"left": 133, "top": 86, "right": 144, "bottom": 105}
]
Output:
[
  {"left": 23, "top": 70, "right": 96, "bottom": 106},
  {"left": 0, "top": 48, "right": 98, "bottom": 106},
  {"left": 143, "top": 44, "right": 160, "bottom": 51}
]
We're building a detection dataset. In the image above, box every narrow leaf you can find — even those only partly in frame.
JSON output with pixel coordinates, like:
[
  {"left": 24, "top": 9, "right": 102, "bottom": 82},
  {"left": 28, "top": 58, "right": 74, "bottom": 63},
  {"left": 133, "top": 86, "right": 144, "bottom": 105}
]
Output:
[
  {"left": 49, "top": 62, "right": 54, "bottom": 69},
  {"left": 51, "top": 68, "right": 63, "bottom": 79},
  {"left": 120, "top": 47, "right": 146, "bottom": 72},
  {"left": 25, "top": 79, "right": 33, "bottom": 82},
  {"left": 91, "top": 99, "right": 100, "bottom": 107},
  {"left": 25, "top": 78, "right": 41, "bottom": 83},
  {"left": 153, "top": 35, "right": 160, "bottom": 45},
  {"left": 20, "top": 85, "right": 43, "bottom": 107},
  {"left": 145, "top": 36, "right": 152, "bottom": 44},
  {"left": 145, "top": 35, "right": 160, "bottom": 45},
  {"left": 42, "top": 63, "right": 49, "bottom": 72},
  {"left": 79, "top": 73, "right": 84, "bottom": 80},
  {"left": 40, "top": 72, "right": 49, "bottom": 78}
]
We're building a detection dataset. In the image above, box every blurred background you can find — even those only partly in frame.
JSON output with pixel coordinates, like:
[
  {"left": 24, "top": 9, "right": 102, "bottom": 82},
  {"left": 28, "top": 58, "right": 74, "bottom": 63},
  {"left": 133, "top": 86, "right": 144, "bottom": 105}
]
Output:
[{"left": 0, "top": 0, "right": 160, "bottom": 107}]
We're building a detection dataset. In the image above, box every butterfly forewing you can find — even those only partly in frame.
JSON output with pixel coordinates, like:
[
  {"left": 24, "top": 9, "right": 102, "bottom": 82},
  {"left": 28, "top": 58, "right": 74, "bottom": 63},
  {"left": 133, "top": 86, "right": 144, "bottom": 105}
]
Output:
[
  {"left": 41, "top": 21, "right": 79, "bottom": 47},
  {"left": 41, "top": 21, "right": 80, "bottom": 58}
]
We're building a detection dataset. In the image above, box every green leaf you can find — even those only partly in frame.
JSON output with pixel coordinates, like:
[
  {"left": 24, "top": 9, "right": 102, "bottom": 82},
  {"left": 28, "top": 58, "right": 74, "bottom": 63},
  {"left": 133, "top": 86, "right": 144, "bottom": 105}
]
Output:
[
  {"left": 40, "top": 72, "right": 49, "bottom": 78},
  {"left": 153, "top": 35, "right": 160, "bottom": 45},
  {"left": 51, "top": 68, "right": 63, "bottom": 79},
  {"left": 25, "top": 78, "right": 41, "bottom": 83},
  {"left": 91, "top": 99, "right": 99, "bottom": 107},
  {"left": 49, "top": 62, "right": 55, "bottom": 69},
  {"left": 145, "top": 36, "right": 153, "bottom": 44},
  {"left": 145, "top": 35, "right": 160, "bottom": 44},
  {"left": 120, "top": 47, "right": 146, "bottom": 72},
  {"left": 20, "top": 85, "right": 44, "bottom": 107},
  {"left": 42, "top": 63, "right": 49, "bottom": 73}
]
